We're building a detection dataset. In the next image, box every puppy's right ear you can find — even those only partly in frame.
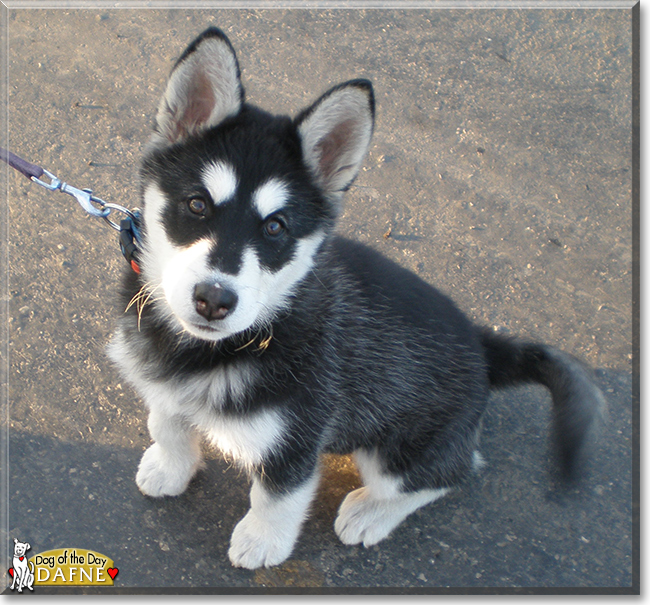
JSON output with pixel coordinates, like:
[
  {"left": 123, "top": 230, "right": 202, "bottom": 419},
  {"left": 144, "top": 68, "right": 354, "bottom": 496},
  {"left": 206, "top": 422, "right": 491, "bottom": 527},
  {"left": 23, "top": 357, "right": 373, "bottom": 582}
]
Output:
[{"left": 153, "top": 28, "right": 244, "bottom": 146}]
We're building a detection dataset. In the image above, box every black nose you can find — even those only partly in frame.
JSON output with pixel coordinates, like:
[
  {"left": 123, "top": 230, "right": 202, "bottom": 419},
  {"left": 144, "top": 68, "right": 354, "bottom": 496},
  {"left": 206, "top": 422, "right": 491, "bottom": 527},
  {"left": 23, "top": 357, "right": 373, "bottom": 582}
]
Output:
[{"left": 193, "top": 283, "right": 238, "bottom": 321}]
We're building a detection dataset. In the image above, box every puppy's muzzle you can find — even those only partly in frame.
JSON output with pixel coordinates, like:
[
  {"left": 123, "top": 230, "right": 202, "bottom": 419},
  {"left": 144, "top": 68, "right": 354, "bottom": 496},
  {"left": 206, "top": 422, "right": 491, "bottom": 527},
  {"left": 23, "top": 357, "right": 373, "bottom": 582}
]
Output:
[{"left": 194, "top": 282, "right": 238, "bottom": 321}]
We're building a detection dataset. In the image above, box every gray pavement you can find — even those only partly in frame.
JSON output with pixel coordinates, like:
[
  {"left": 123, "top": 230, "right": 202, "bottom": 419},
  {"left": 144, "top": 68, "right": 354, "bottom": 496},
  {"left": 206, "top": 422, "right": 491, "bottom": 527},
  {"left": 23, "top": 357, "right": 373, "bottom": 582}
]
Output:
[{"left": 2, "top": 5, "right": 636, "bottom": 593}]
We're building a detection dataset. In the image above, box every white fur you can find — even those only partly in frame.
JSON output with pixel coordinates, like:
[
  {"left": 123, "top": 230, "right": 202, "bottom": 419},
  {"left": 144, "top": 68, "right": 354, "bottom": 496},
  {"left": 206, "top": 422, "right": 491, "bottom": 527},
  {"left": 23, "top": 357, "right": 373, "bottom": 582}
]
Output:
[
  {"left": 160, "top": 237, "right": 214, "bottom": 333},
  {"left": 139, "top": 184, "right": 181, "bottom": 302},
  {"left": 135, "top": 406, "right": 286, "bottom": 497},
  {"left": 229, "top": 473, "right": 320, "bottom": 568},
  {"left": 138, "top": 185, "right": 326, "bottom": 343},
  {"left": 203, "top": 409, "right": 286, "bottom": 470},
  {"left": 334, "top": 449, "right": 450, "bottom": 546},
  {"left": 202, "top": 161, "right": 238, "bottom": 206},
  {"left": 107, "top": 328, "right": 255, "bottom": 412},
  {"left": 473, "top": 450, "right": 486, "bottom": 471},
  {"left": 253, "top": 178, "right": 289, "bottom": 218},
  {"left": 109, "top": 329, "right": 285, "bottom": 493},
  {"left": 136, "top": 415, "right": 203, "bottom": 497},
  {"left": 243, "top": 230, "right": 326, "bottom": 324},
  {"left": 353, "top": 448, "right": 403, "bottom": 499},
  {"left": 157, "top": 235, "right": 326, "bottom": 341}
]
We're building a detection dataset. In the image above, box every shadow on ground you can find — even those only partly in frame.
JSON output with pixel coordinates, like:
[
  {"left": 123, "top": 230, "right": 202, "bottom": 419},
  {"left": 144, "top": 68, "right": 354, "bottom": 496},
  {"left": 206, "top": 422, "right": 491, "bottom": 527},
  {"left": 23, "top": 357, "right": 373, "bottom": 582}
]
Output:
[{"left": 8, "top": 368, "right": 632, "bottom": 591}]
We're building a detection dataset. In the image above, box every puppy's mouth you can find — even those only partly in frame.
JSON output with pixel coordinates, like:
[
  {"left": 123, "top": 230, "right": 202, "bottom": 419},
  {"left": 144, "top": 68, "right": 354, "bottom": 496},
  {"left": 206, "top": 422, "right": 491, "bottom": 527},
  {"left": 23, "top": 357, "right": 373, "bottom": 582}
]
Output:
[
  {"left": 185, "top": 319, "right": 241, "bottom": 341},
  {"left": 189, "top": 322, "right": 221, "bottom": 333}
]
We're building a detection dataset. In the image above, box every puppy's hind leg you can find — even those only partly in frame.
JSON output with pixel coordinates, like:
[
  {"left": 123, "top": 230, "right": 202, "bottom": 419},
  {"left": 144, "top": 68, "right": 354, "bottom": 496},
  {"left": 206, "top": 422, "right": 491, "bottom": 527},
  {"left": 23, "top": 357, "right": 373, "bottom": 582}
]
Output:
[
  {"left": 335, "top": 449, "right": 450, "bottom": 547},
  {"left": 136, "top": 407, "right": 203, "bottom": 497}
]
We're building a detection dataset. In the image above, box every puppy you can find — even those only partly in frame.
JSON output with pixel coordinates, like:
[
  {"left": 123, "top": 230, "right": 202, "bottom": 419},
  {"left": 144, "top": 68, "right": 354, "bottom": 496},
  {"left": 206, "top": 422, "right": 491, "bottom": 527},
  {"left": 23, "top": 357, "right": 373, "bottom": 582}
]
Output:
[{"left": 108, "top": 28, "right": 605, "bottom": 569}]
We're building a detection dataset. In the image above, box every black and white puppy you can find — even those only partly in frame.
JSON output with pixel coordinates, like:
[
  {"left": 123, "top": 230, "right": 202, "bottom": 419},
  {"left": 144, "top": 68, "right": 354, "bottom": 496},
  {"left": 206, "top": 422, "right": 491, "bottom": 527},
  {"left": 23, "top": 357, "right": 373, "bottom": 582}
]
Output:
[{"left": 108, "top": 28, "right": 605, "bottom": 569}]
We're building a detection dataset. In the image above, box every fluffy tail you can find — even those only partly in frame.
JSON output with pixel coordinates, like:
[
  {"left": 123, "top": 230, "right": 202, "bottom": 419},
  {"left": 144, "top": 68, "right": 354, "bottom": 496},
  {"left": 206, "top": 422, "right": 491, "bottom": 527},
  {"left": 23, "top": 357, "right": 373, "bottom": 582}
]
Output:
[{"left": 480, "top": 327, "right": 606, "bottom": 480}]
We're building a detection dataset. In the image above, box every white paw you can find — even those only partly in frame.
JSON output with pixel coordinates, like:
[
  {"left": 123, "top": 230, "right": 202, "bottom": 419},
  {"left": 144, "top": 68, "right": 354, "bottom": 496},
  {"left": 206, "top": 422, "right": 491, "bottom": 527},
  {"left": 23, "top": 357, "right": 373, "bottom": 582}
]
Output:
[
  {"left": 136, "top": 443, "right": 201, "bottom": 497},
  {"left": 334, "top": 487, "right": 399, "bottom": 547},
  {"left": 335, "top": 485, "right": 450, "bottom": 547},
  {"left": 228, "top": 509, "right": 296, "bottom": 569}
]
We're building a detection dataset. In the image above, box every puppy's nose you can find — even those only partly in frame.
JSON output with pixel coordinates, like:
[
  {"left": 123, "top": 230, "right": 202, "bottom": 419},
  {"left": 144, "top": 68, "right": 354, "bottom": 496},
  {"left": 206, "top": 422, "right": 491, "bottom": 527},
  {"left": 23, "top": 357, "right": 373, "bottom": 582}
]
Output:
[{"left": 194, "top": 283, "right": 238, "bottom": 321}]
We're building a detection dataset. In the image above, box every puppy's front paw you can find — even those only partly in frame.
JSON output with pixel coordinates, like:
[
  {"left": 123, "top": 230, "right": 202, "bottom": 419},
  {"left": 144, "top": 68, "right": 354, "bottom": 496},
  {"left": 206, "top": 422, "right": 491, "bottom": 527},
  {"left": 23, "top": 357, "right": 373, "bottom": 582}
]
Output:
[
  {"left": 136, "top": 443, "right": 201, "bottom": 497},
  {"left": 334, "top": 487, "right": 397, "bottom": 547},
  {"left": 228, "top": 510, "right": 296, "bottom": 569}
]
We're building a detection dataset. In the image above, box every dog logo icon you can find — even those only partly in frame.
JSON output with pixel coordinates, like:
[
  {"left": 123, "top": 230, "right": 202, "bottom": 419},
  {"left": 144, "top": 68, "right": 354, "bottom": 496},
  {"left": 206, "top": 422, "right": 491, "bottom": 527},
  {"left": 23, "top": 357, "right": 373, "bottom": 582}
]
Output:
[{"left": 9, "top": 538, "right": 34, "bottom": 592}]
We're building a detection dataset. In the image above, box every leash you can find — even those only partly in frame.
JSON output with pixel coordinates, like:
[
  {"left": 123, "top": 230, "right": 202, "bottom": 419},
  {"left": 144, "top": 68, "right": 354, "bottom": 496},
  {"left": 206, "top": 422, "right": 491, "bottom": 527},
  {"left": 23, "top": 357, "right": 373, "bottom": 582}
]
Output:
[{"left": 1, "top": 147, "right": 142, "bottom": 273}]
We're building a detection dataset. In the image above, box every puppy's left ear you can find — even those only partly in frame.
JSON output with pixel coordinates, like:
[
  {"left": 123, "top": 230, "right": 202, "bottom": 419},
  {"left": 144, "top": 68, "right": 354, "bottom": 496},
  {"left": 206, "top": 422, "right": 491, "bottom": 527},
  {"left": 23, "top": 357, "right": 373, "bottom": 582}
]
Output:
[
  {"left": 296, "top": 80, "right": 374, "bottom": 207},
  {"left": 154, "top": 27, "right": 244, "bottom": 146}
]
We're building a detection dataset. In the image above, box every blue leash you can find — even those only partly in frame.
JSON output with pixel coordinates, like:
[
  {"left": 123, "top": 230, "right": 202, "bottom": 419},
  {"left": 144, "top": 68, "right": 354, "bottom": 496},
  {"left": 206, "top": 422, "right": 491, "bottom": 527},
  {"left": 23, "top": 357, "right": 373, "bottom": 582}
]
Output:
[{"left": 1, "top": 147, "right": 142, "bottom": 273}]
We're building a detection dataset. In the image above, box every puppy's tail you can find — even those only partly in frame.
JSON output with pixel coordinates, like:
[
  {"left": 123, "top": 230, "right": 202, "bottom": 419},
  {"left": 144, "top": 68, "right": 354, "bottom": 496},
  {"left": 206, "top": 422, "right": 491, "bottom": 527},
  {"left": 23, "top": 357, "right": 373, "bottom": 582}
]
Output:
[{"left": 479, "top": 327, "right": 606, "bottom": 481}]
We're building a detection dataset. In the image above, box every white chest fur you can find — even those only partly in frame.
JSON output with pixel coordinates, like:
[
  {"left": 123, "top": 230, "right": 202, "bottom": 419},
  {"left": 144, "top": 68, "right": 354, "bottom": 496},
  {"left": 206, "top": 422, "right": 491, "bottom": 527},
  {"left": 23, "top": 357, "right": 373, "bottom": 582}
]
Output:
[
  {"left": 201, "top": 410, "right": 285, "bottom": 468},
  {"left": 108, "top": 328, "right": 285, "bottom": 468}
]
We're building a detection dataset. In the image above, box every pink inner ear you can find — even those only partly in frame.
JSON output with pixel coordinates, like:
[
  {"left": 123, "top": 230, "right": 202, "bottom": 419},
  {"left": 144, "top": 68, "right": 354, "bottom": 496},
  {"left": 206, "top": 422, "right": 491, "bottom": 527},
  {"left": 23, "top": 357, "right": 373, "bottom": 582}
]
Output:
[
  {"left": 316, "top": 118, "right": 356, "bottom": 179},
  {"left": 174, "top": 72, "right": 216, "bottom": 141}
]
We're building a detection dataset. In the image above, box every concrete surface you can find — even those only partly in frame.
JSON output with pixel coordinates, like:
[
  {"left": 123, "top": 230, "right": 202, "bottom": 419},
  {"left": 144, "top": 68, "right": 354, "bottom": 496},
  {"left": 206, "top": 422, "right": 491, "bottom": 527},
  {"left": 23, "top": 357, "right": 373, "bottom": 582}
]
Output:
[{"left": 1, "top": 4, "right": 637, "bottom": 594}]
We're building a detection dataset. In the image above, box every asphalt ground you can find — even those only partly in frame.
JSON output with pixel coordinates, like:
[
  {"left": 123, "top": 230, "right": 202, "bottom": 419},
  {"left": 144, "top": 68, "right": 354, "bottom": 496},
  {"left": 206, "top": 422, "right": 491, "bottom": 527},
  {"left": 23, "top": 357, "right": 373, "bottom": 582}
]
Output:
[{"left": 1, "top": 4, "right": 637, "bottom": 594}]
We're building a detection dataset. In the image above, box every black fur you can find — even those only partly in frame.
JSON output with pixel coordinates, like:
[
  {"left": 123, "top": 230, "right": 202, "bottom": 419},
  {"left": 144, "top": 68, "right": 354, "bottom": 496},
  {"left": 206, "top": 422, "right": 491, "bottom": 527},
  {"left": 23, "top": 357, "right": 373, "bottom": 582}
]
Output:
[
  {"left": 480, "top": 328, "right": 605, "bottom": 478},
  {"left": 110, "top": 28, "right": 606, "bottom": 567},
  {"left": 118, "top": 232, "right": 603, "bottom": 491},
  {"left": 142, "top": 105, "right": 334, "bottom": 275}
]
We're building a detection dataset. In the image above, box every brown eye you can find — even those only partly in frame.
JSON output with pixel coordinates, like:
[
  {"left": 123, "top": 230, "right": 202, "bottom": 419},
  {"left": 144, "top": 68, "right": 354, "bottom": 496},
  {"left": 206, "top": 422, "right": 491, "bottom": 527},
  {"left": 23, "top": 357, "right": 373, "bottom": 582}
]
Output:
[
  {"left": 187, "top": 197, "right": 207, "bottom": 216},
  {"left": 264, "top": 217, "right": 285, "bottom": 237}
]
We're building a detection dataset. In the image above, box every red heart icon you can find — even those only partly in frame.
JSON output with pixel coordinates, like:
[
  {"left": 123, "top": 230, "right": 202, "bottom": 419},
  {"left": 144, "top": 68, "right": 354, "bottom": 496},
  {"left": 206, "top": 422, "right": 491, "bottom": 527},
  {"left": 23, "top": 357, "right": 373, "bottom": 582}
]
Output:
[
  {"left": 107, "top": 568, "right": 119, "bottom": 580},
  {"left": 8, "top": 568, "right": 14, "bottom": 578},
  {"left": 19, "top": 557, "right": 24, "bottom": 562}
]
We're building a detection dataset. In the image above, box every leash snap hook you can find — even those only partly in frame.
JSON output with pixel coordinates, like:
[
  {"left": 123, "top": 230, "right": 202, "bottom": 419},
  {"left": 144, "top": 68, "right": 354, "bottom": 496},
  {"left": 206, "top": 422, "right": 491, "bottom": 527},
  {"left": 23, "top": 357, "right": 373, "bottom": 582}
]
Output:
[
  {"left": 32, "top": 169, "right": 110, "bottom": 219},
  {"left": 59, "top": 183, "right": 110, "bottom": 219}
]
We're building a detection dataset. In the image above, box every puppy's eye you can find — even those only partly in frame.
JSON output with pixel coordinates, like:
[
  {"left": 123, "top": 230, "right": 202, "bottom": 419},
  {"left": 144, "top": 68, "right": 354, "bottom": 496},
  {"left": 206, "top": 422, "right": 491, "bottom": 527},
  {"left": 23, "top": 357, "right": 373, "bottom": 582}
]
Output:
[
  {"left": 187, "top": 196, "right": 207, "bottom": 216},
  {"left": 264, "top": 217, "right": 285, "bottom": 237}
]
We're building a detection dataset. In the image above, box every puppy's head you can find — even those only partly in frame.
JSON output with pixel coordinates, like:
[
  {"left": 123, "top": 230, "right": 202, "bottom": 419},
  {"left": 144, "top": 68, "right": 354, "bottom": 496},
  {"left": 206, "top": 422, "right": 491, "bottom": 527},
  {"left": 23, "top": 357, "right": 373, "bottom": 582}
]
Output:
[{"left": 138, "top": 28, "right": 374, "bottom": 343}]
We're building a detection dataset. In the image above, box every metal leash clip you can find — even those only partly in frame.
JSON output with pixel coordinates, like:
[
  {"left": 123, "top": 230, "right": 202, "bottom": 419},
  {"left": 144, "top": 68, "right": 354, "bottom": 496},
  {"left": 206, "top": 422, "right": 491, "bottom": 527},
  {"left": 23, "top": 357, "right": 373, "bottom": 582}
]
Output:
[{"left": 32, "top": 168, "right": 112, "bottom": 219}]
